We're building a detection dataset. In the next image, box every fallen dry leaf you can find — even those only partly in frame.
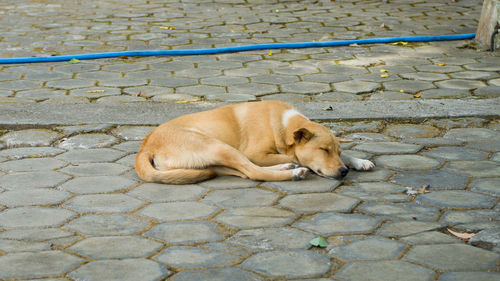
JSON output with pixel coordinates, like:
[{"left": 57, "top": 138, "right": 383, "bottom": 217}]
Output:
[
  {"left": 379, "top": 69, "right": 388, "bottom": 73},
  {"left": 436, "top": 61, "right": 446, "bottom": 66},
  {"left": 268, "top": 50, "right": 273, "bottom": 56},
  {"left": 319, "top": 35, "right": 331, "bottom": 41},
  {"left": 380, "top": 74, "right": 389, "bottom": 78},
  {"left": 159, "top": 26, "right": 175, "bottom": 30},
  {"left": 391, "top": 41, "right": 408, "bottom": 46},
  {"left": 418, "top": 184, "right": 430, "bottom": 194},
  {"left": 86, "top": 90, "right": 105, "bottom": 93},
  {"left": 135, "top": 91, "right": 142, "bottom": 97},
  {"left": 413, "top": 92, "right": 422, "bottom": 98},
  {"left": 380, "top": 23, "right": 386, "bottom": 28},
  {"left": 447, "top": 228, "right": 475, "bottom": 240},
  {"left": 338, "top": 138, "right": 353, "bottom": 143},
  {"left": 399, "top": 89, "right": 405, "bottom": 93}
]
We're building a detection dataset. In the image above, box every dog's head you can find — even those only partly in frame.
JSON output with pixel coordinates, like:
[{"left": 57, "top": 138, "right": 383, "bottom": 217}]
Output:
[{"left": 286, "top": 123, "right": 348, "bottom": 180}]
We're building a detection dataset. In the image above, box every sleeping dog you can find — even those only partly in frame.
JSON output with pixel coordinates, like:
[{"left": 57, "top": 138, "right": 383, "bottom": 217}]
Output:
[{"left": 136, "top": 100, "right": 374, "bottom": 184}]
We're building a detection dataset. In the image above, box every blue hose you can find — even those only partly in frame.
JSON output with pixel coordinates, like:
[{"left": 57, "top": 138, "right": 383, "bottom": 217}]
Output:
[{"left": 0, "top": 33, "right": 475, "bottom": 64}]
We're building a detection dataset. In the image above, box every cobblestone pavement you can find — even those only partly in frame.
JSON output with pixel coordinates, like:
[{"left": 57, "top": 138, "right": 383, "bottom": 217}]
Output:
[
  {"left": 0, "top": 120, "right": 499, "bottom": 280},
  {"left": 0, "top": 0, "right": 499, "bottom": 280},
  {"left": 0, "top": 0, "right": 499, "bottom": 103}
]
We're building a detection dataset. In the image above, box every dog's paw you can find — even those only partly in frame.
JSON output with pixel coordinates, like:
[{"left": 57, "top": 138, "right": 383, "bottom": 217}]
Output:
[
  {"left": 352, "top": 158, "right": 375, "bottom": 171},
  {"left": 292, "top": 167, "right": 309, "bottom": 180},
  {"left": 280, "top": 163, "right": 299, "bottom": 171}
]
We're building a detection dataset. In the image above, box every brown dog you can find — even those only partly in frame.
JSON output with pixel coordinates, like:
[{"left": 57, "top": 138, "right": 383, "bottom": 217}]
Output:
[{"left": 136, "top": 101, "right": 374, "bottom": 184}]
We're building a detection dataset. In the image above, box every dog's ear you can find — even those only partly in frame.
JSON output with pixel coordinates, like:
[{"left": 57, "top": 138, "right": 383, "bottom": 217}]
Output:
[{"left": 287, "top": 128, "right": 313, "bottom": 145}]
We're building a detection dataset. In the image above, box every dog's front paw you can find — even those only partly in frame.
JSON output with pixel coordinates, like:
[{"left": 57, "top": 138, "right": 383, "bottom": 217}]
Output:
[
  {"left": 292, "top": 167, "right": 309, "bottom": 180},
  {"left": 280, "top": 163, "right": 299, "bottom": 170},
  {"left": 352, "top": 158, "right": 375, "bottom": 171}
]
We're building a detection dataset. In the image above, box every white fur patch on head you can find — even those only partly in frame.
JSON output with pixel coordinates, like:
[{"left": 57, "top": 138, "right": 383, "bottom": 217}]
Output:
[{"left": 282, "top": 109, "right": 306, "bottom": 127}]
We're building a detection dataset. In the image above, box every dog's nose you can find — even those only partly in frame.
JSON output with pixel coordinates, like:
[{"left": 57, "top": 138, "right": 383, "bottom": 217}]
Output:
[{"left": 338, "top": 166, "right": 349, "bottom": 178}]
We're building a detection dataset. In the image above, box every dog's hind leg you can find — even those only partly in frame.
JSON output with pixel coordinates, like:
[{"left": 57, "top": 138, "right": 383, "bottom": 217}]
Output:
[
  {"left": 151, "top": 168, "right": 217, "bottom": 184},
  {"left": 211, "top": 166, "right": 248, "bottom": 178}
]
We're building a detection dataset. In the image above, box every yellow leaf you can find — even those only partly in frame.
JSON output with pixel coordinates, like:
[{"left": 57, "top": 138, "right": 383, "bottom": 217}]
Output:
[
  {"left": 436, "top": 61, "right": 446, "bottom": 66},
  {"left": 413, "top": 92, "right": 422, "bottom": 98},
  {"left": 268, "top": 50, "right": 273, "bottom": 56},
  {"left": 175, "top": 99, "right": 199, "bottom": 104},
  {"left": 86, "top": 90, "right": 105, "bottom": 93},
  {"left": 69, "top": 58, "right": 80, "bottom": 64},
  {"left": 399, "top": 89, "right": 405, "bottom": 93},
  {"left": 447, "top": 228, "right": 476, "bottom": 240},
  {"left": 380, "top": 74, "right": 389, "bottom": 78},
  {"left": 379, "top": 69, "right": 388, "bottom": 73},
  {"left": 160, "top": 26, "right": 175, "bottom": 30},
  {"left": 391, "top": 41, "right": 408, "bottom": 46}
]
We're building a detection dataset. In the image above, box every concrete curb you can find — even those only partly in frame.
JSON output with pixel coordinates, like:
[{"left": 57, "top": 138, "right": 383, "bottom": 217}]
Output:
[{"left": 1, "top": 98, "right": 498, "bottom": 126}]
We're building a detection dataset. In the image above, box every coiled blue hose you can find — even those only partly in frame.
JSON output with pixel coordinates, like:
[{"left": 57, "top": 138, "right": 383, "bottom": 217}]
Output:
[{"left": 0, "top": 33, "right": 475, "bottom": 64}]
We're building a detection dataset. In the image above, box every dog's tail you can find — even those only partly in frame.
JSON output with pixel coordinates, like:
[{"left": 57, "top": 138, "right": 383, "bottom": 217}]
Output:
[{"left": 135, "top": 150, "right": 216, "bottom": 184}]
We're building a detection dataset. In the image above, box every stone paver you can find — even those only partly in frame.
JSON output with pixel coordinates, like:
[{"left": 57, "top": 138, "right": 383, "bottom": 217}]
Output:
[
  {"left": 329, "top": 236, "right": 406, "bottom": 260},
  {"left": 0, "top": 251, "right": 83, "bottom": 279},
  {"left": 375, "top": 155, "right": 441, "bottom": 170},
  {"left": 228, "top": 227, "right": 315, "bottom": 251},
  {"left": 416, "top": 190, "right": 497, "bottom": 209},
  {"left": 145, "top": 222, "right": 222, "bottom": 244},
  {"left": 215, "top": 207, "right": 296, "bottom": 229},
  {"left": 294, "top": 213, "right": 380, "bottom": 235},
  {"left": 60, "top": 176, "right": 137, "bottom": 194},
  {"left": 0, "top": 0, "right": 499, "bottom": 280},
  {"left": 202, "top": 188, "right": 279, "bottom": 207},
  {"left": 0, "top": 207, "right": 75, "bottom": 227},
  {"left": 280, "top": 193, "right": 359, "bottom": 213},
  {"left": 170, "top": 268, "right": 263, "bottom": 281},
  {"left": 128, "top": 183, "right": 206, "bottom": 202},
  {"left": 56, "top": 148, "right": 127, "bottom": 163},
  {"left": 58, "top": 134, "right": 118, "bottom": 149},
  {"left": 64, "top": 214, "right": 150, "bottom": 235},
  {"left": 335, "top": 260, "right": 434, "bottom": 281},
  {"left": 0, "top": 129, "right": 62, "bottom": 147},
  {"left": 405, "top": 244, "right": 500, "bottom": 271},
  {"left": 0, "top": 188, "right": 70, "bottom": 207},
  {"left": 68, "top": 259, "right": 170, "bottom": 281},
  {"left": 241, "top": 250, "right": 331, "bottom": 279},
  {"left": 154, "top": 246, "right": 242, "bottom": 269},
  {"left": 353, "top": 142, "right": 422, "bottom": 154},
  {"left": 64, "top": 194, "right": 145, "bottom": 213},
  {"left": 139, "top": 201, "right": 218, "bottom": 221},
  {"left": 68, "top": 236, "right": 162, "bottom": 259}
]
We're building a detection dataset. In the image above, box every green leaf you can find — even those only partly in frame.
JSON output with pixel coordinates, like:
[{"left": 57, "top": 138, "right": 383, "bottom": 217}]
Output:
[
  {"left": 309, "top": 236, "right": 328, "bottom": 248},
  {"left": 69, "top": 58, "right": 80, "bottom": 64}
]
